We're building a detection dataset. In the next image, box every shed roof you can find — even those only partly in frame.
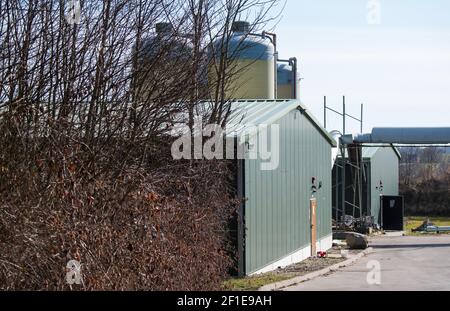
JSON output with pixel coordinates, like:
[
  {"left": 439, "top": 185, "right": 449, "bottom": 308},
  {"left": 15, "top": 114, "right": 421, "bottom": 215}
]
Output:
[
  {"left": 362, "top": 145, "right": 402, "bottom": 160},
  {"left": 222, "top": 100, "right": 337, "bottom": 146}
]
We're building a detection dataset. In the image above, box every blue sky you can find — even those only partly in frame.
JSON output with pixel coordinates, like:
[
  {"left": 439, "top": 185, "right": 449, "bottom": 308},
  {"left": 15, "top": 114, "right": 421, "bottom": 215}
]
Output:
[{"left": 273, "top": 0, "right": 450, "bottom": 134}]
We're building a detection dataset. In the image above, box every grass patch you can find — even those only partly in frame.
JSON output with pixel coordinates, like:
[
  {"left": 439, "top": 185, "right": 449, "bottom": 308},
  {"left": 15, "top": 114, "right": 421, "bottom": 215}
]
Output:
[
  {"left": 405, "top": 216, "right": 450, "bottom": 236},
  {"left": 222, "top": 274, "right": 293, "bottom": 291},
  {"left": 222, "top": 257, "right": 345, "bottom": 291}
]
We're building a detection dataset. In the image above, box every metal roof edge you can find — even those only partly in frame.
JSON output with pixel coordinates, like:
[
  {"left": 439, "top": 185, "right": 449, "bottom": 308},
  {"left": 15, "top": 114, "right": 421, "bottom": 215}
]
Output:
[
  {"left": 237, "top": 99, "right": 337, "bottom": 147},
  {"left": 295, "top": 100, "right": 337, "bottom": 147},
  {"left": 392, "top": 145, "right": 402, "bottom": 160},
  {"left": 197, "top": 99, "right": 337, "bottom": 147},
  {"left": 362, "top": 144, "right": 402, "bottom": 160}
]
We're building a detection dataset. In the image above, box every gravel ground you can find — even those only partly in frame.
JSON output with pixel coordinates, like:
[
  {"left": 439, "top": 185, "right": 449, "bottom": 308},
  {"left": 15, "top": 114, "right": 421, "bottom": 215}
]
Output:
[
  {"left": 223, "top": 245, "right": 359, "bottom": 290},
  {"left": 272, "top": 247, "right": 347, "bottom": 277}
]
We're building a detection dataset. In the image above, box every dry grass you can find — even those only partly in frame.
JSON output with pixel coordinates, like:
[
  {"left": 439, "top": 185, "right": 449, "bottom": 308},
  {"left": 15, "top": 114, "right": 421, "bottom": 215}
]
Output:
[{"left": 405, "top": 216, "right": 450, "bottom": 236}]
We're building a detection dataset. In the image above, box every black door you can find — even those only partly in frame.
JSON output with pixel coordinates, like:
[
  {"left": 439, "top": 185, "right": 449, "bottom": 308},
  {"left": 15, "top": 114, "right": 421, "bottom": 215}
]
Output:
[{"left": 381, "top": 196, "right": 404, "bottom": 231}]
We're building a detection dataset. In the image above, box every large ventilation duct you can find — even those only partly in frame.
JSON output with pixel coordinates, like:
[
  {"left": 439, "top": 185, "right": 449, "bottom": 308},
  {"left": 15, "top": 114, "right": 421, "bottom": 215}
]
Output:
[{"left": 354, "top": 127, "right": 450, "bottom": 145}]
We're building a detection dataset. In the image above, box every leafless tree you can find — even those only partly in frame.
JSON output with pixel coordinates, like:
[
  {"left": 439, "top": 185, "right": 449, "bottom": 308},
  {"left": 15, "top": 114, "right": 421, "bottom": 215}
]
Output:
[
  {"left": 419, "top": 147, "right": 443, "bottom": 180},
  {"left": 399, "top": 147, "right": 419, "bottom": 186},
  {"left": 0, "top": 0, "right": 282, "bottom": 290}
]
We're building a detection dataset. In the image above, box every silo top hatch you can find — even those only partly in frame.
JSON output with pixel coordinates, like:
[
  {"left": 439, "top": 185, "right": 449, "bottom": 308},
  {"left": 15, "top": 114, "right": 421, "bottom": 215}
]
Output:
[{"left": 211, "top": 21, "right": 275, "bottom": 61}]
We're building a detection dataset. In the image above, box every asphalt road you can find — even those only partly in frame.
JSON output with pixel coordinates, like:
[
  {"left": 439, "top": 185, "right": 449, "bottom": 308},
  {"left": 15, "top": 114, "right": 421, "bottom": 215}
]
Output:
[{"left": 284, "top": 235, "right": 450, "bottom": 291}]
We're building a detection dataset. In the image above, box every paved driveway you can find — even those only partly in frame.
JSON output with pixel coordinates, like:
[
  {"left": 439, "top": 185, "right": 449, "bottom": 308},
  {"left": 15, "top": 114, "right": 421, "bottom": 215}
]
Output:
[{"left": 284, "top": 235, "right": 450, "bottom": 291}]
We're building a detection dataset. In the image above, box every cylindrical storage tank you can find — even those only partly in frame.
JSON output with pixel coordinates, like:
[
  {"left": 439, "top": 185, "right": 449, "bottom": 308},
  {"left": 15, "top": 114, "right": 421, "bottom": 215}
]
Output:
[
  {"left": 139, "top": 22, "right": 193, "bottom": 60},
  {"left": 134, "top": 22, "right": 193, "bottom": 100},
  {"left": 277, "top": 63, "right": 293, "bottom": 99},
  {"left": 209, "top": 21, "right": 275, "bottom": 100}
]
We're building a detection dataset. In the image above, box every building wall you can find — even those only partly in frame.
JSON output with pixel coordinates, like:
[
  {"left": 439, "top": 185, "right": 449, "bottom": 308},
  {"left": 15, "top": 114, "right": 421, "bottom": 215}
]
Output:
[
  {"left": 243, "top": 109, "right": 332, "bottom": 275},
  {"left": 369, "top": 148, "right": 400, "bottom": 225}
]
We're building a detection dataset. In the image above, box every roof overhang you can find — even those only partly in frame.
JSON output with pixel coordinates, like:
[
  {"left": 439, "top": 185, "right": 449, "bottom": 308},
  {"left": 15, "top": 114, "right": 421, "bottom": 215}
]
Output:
[{"left": 224, "top": 99, "right": 337, "bottom": 147}]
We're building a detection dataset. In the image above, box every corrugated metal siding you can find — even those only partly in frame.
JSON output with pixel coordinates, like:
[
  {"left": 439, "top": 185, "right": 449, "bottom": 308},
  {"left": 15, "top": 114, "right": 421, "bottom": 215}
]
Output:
[
  {"left": 224, "top": 100, "right": 336, "bottom": 147},
  {"left": 369, "top": 148, "right": 400, "bottom": 224},
  {"left": 244, "top": 109, "right": 332, "bottom": 274}
]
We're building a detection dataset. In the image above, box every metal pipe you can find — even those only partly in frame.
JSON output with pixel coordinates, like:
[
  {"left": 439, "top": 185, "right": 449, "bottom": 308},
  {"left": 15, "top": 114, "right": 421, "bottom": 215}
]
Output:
[
  {"left": 343, "top": 96, "right": 346, "bottom": 135},
  {"left": 335, "top": 159, "right": 339, "bottom": 221},
  {"left": 327, "top": 106, "right": 344, "bottom": 116},
  {"left": 355, "top": 127, "right": 450, "bottom": 144},
  {"left": 346, "top": 114, "right": 362, "bottom": 123},
  {"left": 425, "top": 226, "right": 450, "bottom": 233},
  {"left": 345, "top": 201, "right": 361, "bottom": 209},
  {"left": 360, "top": 103, "right": 364, "bottom": 133},
  {"left": 340, "top": 143, "right": 346, "bottom": 220},
  {"left": 289, "top": 57, "right": 298, "bottom": 99},
  {"left": 262, "top": 31, "right": 278, "bottom": 99},
  {"left": 358, "top": 148, "right": 363, "bottom": 217},
  {"left": 345, "top": 161, "right": 363, "bottom": 170},
  {"left": 356, "top": 144, "right": 450, "bottom": 148}
]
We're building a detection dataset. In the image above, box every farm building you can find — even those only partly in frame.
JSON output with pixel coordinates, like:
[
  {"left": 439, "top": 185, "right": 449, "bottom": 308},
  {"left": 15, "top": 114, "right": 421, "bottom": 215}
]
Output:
[
  {"left": 223, "top": 99, "right": 336, "bottom": 276},
  {"left": 332, "top": 145, "right": 401, "bottom": 227},
  {"left": 144, "top": 20, "right": 338, "bottom": 275}
]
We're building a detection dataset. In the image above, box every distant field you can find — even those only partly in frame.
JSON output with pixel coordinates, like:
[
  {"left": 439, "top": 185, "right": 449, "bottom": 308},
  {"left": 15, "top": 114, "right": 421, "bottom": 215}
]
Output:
[{"left": 405, "top": 216, "right": 450, "bottom": 235}]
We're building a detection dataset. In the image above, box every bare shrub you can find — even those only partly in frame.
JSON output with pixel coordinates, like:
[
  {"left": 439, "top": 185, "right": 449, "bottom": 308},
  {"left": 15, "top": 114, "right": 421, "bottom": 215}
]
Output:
[
  {"left": 0, "top": 0, "right": 282, "bottom": 290},
  {"left": 399, "top": 147, "right": 450, "bottom": 216}
]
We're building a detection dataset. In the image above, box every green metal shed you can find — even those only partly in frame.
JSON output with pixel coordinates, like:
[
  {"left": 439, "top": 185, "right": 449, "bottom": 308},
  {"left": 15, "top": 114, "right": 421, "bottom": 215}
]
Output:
[
  {"left": 225, "top": 100, "right": 336, "bottom": 276},
  {"left": 332, "top": 146, "right": 400, "bottom": 226},
  {"left": 363, "top": 146, "right": 401, "bottom": 225}
]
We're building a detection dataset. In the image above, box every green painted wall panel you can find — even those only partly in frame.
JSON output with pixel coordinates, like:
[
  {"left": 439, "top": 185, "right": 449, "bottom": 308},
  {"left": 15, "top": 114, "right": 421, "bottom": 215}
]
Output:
[
  {"left": 244, "top": 109, "right": 332, "bottom": 274},
  {"left": 369, "top": 148, "right": 400, "bottom": 224}
]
